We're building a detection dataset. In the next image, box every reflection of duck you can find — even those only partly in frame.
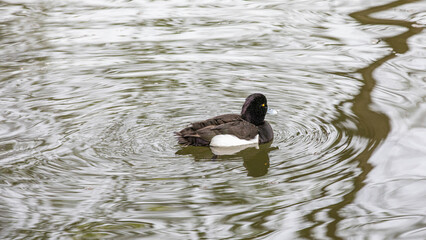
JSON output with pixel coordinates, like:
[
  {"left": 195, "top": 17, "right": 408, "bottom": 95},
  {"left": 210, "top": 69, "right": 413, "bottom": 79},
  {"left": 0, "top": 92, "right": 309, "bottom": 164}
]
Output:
[
  {"left": 176, "top": 93, "right": 276, "bottom": 147},
  {"left": 210, "top": 143, "right": 258, "bottom": 156},
  {"left": 175, "top": 143, "right": 278, "bottom": 177}
]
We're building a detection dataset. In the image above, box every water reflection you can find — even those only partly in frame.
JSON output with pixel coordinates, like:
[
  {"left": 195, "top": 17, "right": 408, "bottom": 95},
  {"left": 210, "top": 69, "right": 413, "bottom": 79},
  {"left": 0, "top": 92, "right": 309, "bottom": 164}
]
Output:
[
  {"left": 321, "top": 0, "right": 424, "bottom": 239},
  {"left": 176, "top": 143, "right": 278, "bottom": 177}
]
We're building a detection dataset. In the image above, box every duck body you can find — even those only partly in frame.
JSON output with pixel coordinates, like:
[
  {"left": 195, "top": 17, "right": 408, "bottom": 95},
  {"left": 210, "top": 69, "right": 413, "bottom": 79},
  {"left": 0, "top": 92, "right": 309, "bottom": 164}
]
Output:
[{"left": 176, "top": 94, "right": 274, "bottom": 147}]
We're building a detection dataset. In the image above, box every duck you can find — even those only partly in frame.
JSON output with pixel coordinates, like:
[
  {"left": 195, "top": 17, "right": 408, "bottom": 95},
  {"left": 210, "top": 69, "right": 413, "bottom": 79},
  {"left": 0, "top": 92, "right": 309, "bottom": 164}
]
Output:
[{"left": 176, "top": 93, "right": 275, "bottom": 147}]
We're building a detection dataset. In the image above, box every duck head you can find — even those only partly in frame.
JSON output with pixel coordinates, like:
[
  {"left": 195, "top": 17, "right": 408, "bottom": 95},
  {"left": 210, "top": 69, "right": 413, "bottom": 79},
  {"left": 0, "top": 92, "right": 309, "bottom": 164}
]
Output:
[{"left": 241, "top": 93, "right": 271, "bottom": 126}]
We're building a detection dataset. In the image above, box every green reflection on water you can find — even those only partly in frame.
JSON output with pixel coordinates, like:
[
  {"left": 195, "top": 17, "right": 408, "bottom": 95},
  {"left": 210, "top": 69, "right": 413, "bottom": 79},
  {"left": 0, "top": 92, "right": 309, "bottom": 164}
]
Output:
[{"left": 317, "top": 0, "right": 423, "bottom": 239}]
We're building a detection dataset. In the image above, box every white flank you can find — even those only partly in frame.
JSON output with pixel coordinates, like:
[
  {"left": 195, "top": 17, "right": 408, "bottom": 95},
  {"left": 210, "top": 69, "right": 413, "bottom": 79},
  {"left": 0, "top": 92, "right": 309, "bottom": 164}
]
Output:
[{"left": 210, "top": 134, "right": 259, "bottom": 147}]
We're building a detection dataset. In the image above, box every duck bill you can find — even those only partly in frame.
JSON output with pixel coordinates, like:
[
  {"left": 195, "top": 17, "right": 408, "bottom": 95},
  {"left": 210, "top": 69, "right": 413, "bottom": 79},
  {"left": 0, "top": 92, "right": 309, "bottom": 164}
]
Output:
[{"left": 267, "top": 107, "right": 278, "bottom": 115}]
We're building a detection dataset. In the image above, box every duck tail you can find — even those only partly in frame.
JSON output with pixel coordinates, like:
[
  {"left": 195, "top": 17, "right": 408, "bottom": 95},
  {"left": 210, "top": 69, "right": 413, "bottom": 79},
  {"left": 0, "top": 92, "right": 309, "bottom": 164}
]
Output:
[
  {"left": 174, "top": 132, "right": 189, "bottom": 146},
  {"left": 174, "top": 131, "right": 209, "bottom": 146}
]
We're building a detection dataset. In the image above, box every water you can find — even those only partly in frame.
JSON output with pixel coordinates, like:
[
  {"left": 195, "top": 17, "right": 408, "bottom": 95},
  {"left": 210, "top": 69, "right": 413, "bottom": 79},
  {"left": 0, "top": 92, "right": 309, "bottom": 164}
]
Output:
[{"left": 0, "top": 0, "right": 425, "bottom": 239}]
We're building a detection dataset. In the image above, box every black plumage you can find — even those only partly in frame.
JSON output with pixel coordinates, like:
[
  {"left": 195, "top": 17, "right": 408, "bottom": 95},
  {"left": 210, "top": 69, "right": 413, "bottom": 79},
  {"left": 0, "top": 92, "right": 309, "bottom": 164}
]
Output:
[{"left": 176, "top": 93, "right": 274, "bottom": 147}]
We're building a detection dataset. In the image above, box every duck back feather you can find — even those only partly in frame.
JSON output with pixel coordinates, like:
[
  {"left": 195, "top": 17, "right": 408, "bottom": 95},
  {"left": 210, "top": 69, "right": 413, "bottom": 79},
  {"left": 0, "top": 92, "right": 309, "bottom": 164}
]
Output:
[{"left": 176, "top": 114, "right": 258, "bottom": 146}]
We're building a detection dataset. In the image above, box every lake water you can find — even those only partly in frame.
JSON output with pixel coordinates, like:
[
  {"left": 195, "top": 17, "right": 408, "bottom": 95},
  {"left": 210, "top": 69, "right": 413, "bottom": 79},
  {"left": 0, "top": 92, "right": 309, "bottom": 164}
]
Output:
[{"left": 0, "top": 0, "right": 425, "bottom": 239}]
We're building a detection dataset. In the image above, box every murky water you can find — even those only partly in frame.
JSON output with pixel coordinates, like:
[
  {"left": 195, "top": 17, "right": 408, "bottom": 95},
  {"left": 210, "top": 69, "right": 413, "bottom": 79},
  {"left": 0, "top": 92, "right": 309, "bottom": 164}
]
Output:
[{"left": 1, "top": 0, "right": 425, "bottom": 239}]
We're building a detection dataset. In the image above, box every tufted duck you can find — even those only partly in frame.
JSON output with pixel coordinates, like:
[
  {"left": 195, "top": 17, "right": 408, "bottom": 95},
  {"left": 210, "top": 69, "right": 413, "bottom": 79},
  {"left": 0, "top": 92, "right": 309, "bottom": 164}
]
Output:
[{"left": 176, "top": 93, "right": 275, "bottom": 147}]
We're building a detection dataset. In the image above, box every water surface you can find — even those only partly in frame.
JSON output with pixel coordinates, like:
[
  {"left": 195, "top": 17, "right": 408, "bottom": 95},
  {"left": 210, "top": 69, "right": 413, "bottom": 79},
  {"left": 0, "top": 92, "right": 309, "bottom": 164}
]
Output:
[{"left": 0, "top": 0, "right": 425, "bottom": 239}]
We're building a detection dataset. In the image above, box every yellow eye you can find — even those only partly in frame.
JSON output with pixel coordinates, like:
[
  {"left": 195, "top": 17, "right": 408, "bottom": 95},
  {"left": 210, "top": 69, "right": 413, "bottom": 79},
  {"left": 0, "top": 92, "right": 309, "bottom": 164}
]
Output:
[{"left": 261, "top": 104, "right": 265, "bottom": 107}]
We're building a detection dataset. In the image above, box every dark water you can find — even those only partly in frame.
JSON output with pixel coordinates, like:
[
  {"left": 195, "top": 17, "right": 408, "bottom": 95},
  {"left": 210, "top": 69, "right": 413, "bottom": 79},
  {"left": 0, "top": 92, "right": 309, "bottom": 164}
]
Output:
[{"left": 1, "top": 0, "right": 425, "bottom": 239}]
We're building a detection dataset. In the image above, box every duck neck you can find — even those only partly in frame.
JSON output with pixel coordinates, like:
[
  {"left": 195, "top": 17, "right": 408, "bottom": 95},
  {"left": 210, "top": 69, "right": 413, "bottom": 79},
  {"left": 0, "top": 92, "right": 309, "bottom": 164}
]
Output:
[{"left": 241, "top": 112, "right": 265, "bottom": 126}]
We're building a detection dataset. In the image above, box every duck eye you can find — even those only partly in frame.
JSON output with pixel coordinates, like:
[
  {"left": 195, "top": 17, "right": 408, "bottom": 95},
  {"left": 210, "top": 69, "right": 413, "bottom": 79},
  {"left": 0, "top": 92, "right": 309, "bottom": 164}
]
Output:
[{"left": 261, "top": 104, "right": 265, "bottom": 107}]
